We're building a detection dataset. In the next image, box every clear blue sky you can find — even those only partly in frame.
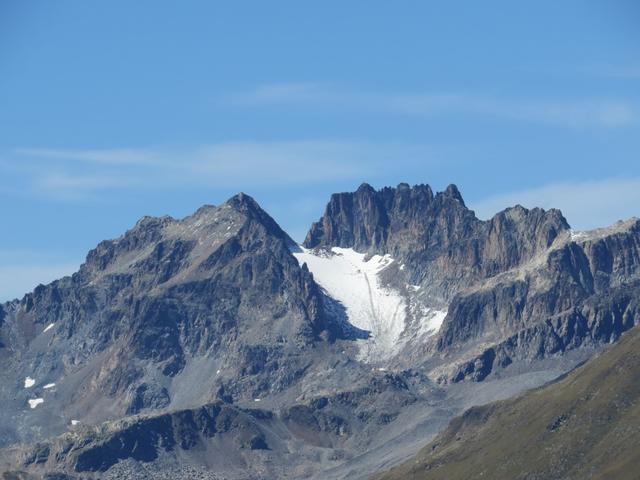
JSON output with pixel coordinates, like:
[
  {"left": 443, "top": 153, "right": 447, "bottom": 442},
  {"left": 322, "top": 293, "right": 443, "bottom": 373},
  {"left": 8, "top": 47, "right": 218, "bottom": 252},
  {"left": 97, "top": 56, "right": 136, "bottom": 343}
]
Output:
[{"left": 1, "top": 0, "right": 640, "bottom": 300}]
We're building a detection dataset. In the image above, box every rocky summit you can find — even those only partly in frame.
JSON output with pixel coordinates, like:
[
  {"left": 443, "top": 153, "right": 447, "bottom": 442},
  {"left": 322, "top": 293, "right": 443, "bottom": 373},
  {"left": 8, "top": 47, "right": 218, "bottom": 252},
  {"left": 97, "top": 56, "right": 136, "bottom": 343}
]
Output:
[{"left": 0, "top": 183, "right": 638, "bottom": 479}]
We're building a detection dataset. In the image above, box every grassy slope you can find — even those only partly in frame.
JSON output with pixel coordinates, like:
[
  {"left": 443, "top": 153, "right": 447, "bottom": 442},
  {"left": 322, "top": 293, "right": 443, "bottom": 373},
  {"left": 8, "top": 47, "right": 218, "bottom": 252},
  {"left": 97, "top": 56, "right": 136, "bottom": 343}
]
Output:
[{"left": 374, "top": 326, "right": 640, "bottom": 480}]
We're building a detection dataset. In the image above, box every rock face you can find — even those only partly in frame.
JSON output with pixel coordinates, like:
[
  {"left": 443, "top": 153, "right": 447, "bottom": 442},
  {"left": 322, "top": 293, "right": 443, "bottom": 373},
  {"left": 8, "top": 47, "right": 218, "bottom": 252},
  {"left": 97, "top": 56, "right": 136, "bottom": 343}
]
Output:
[
  {"left": 436, "top": 218, "right": 640, "bottom": 382},
  {"left": 13, "top": 402, "right": 271, "bottom": 474},
  {"left": 0, "top": 183, "right": 638, "bottom": 480},
  {"left": 305, "top": 183, "right": 569, "bottom": 301}
]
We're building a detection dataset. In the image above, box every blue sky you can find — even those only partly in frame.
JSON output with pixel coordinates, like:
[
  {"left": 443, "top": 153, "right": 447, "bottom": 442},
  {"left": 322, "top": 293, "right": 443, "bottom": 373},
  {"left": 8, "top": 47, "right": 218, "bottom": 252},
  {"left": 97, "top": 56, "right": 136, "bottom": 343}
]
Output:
[{"left": 1, "top": 0, "right": 640, "bottom": 300}]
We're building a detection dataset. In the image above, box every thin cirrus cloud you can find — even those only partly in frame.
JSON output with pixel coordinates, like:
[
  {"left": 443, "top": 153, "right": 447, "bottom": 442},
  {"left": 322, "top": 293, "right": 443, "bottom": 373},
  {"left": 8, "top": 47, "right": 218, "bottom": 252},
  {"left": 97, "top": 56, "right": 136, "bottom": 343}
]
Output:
[
  {"left": 470, "top": 178, "right": 640, "bottom": 231},
  {"left": 225, "top": 83, "right": 636, "bottom": 128},
  {"left": 583, "top": 64, "right": 640, "bottom": 80},
  {"left": 10, "top": 141, "right": 440, "bottom": 198}
]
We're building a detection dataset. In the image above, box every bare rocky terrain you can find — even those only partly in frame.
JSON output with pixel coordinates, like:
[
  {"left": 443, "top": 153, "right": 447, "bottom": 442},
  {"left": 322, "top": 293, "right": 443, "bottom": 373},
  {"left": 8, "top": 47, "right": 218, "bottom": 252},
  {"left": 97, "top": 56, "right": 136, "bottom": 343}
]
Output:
[{"left": 0, "top": 183, "right": 638, "bottom": 479}]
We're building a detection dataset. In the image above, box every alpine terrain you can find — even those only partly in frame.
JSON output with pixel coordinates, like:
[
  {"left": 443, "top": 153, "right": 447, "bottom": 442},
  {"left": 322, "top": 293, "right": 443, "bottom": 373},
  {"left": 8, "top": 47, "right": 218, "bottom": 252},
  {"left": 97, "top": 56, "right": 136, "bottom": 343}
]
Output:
[
  {"left": 0, "top": 183, "right": 638, "bottom": 479},
  {"left": 374, "top": 323, "right": 640, "bottom": 480}
]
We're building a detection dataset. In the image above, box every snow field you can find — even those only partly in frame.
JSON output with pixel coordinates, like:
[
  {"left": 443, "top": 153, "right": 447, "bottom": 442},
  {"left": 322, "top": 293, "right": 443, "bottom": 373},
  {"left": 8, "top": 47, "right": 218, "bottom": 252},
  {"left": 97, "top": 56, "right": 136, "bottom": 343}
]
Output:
[
  {"left": 28, "top": 398, "right": 44, "bottom": 409},
  {"left": 293, "top": 247, "right": 407, "bottom": 361}
]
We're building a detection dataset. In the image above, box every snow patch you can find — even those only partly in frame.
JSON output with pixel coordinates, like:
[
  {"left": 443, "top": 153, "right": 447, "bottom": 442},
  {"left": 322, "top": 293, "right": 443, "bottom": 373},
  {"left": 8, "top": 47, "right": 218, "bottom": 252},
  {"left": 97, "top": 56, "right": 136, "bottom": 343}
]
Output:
[
  {"left": 71, "top": 420, "right": 80, "bottom": 426},
  {"left": 408, "top": 295, "right": 447, "bottom": 338},
  {"left": 24, "top": 377, "right": 35, "bottom": 388},
  {"left": 293, "top": 246, "right": 406, "bottom": 362},
  {"left": 419, "top": 309, "right": 447, "bottom": 336},
  {"left": 43, "top": 323, "right": 55, "bottom": 333},
  {"left": 28, "top": 398, "right": 44, "bottom": 409},
  {"left": 570, "top": 230, "right": 586, "bottom": 241},
  {"left": 43, "top": 383, "right": 56, "bottom": 389}
]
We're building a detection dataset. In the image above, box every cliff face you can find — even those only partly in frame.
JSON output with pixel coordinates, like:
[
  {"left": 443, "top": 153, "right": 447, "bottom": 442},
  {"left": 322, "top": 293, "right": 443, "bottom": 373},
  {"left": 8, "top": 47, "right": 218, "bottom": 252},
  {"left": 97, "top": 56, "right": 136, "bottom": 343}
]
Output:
[
  {"left": 438, "top": 219, "right": 640, "bottom": 382},
  {"left": 304, "top": 183, "right": 569, "bottom": 301}
]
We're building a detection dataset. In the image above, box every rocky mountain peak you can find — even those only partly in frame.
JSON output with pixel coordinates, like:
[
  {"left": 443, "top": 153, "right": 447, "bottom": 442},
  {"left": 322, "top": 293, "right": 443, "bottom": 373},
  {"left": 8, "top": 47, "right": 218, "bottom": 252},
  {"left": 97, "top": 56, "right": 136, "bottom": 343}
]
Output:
[
  {"left": 225, "top": 191, "right": 258, "bottom": 211},
  {"left": 443, "top": 183, "right": 465, "bottom": 205},
  {"left": 0, "top": 193, "right": 349, "bottom": 445},
  {"left": 303, "top": 182, "right": 449, "bottom": 252},
  {"left": 224, "top": 192, "right": 295, "bottom": 247},
  {"left": 303, "top": 183, "right": 572, "bottom": 306},
  {"left": 303, "top": 183, "right": 570, "bottom": 260},
  {"left": 356, "top": 182, "right": 377, "bottom": 194},
  {"left": 78, "top": 192, "right": 297, "bottom": 283}
]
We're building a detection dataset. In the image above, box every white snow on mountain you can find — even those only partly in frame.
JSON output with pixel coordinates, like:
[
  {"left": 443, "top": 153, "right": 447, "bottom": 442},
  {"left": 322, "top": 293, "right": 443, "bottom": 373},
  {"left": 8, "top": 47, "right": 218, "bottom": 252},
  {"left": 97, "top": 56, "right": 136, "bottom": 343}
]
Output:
[
  {"left": 24, "top": 377, "right": 35, "bottom": 388},
  {"left": 43, "top": 323, "right": 55, "bottom": 333},
  {"left": 28, "top": 398, "right": 44, "bottom": 409},
  {"left": 293, "top": 247, "right": 406, "bottom": 362},
  {"left": 570, "top": 230, "right": 586, "bottom": 241},
  {"left": 419, "top": 309, "right": 447, "bottom": 336}
]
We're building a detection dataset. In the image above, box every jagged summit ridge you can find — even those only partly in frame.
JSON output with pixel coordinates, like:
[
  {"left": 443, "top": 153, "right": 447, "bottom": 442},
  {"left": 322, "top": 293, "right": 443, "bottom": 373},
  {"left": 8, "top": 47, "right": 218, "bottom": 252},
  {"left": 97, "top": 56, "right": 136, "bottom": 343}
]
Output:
[
  {"left": 225, "top": 192, "right": 296, "bottom": 246},
  {"left": 79, "top": 192, "right": 295, "bottom": 284},
  {"left": 303, "top": 182, "right": 569, "bottom": 301},
  {"left": 304, "top": 182, "right": 567, "bottom": 255}
]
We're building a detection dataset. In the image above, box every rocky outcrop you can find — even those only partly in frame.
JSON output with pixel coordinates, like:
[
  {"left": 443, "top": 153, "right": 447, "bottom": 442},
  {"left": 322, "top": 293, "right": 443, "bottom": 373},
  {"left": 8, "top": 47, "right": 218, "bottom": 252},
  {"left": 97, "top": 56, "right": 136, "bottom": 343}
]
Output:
[
  {"left": 0, "top": 370, "right": 434, "bottom": 479},
  {"left": 304, "top": 183, "right": 569, "bottom": 301},
  {"left": 4, "top": 402, "right": 270, "bottom": 475},
  {"left": 438, "top": 220, "right": 640, "bottom": 381}
]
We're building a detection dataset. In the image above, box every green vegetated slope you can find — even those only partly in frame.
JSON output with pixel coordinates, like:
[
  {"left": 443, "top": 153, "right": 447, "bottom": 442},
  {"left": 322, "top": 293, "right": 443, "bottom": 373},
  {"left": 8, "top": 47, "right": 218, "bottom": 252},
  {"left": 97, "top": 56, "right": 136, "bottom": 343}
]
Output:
[{"left": 374, "top": 325, "right": 640, "bottom": 480}]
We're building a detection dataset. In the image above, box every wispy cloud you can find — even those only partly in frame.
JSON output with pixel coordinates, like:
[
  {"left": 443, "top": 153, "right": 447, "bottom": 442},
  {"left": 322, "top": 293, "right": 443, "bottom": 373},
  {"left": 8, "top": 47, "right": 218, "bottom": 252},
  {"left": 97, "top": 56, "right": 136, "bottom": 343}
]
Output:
[
  {"left": 582, "top": 64, "right": 640, "bottom": 80},
  {"left": 470, "top": 178, "right": 640, "bottom": 230},
  {"left": 225, "top": 83, "right": 636, "bottom": 128},
  {"left": 227, "top": 83, "right": 329, "bottom": 105},
  {"left": 5, "top": 141, "right": 440, "bottom": 200},
  {"left": 15, "top": 148, "right": 174, "bottom": 167}
]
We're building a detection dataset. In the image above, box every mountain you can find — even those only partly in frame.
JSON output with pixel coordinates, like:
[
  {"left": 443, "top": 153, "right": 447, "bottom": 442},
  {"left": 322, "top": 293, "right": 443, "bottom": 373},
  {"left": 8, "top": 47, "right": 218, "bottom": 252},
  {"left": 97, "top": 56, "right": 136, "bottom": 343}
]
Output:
[
  {"left": 373, "top": 324, "right": 640, "bottom": 480},
  {"left": 0, "top": 193, "right": 351, "bottom": 445},
  {"left": 303, "top": 183, "right": 640, "bottom": 382},
  {"left": 0, "top": 183, "right": 638, "bottom": 479},
  {"left": 305, "top": 183, "right": 568, "bottom": 288}
]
